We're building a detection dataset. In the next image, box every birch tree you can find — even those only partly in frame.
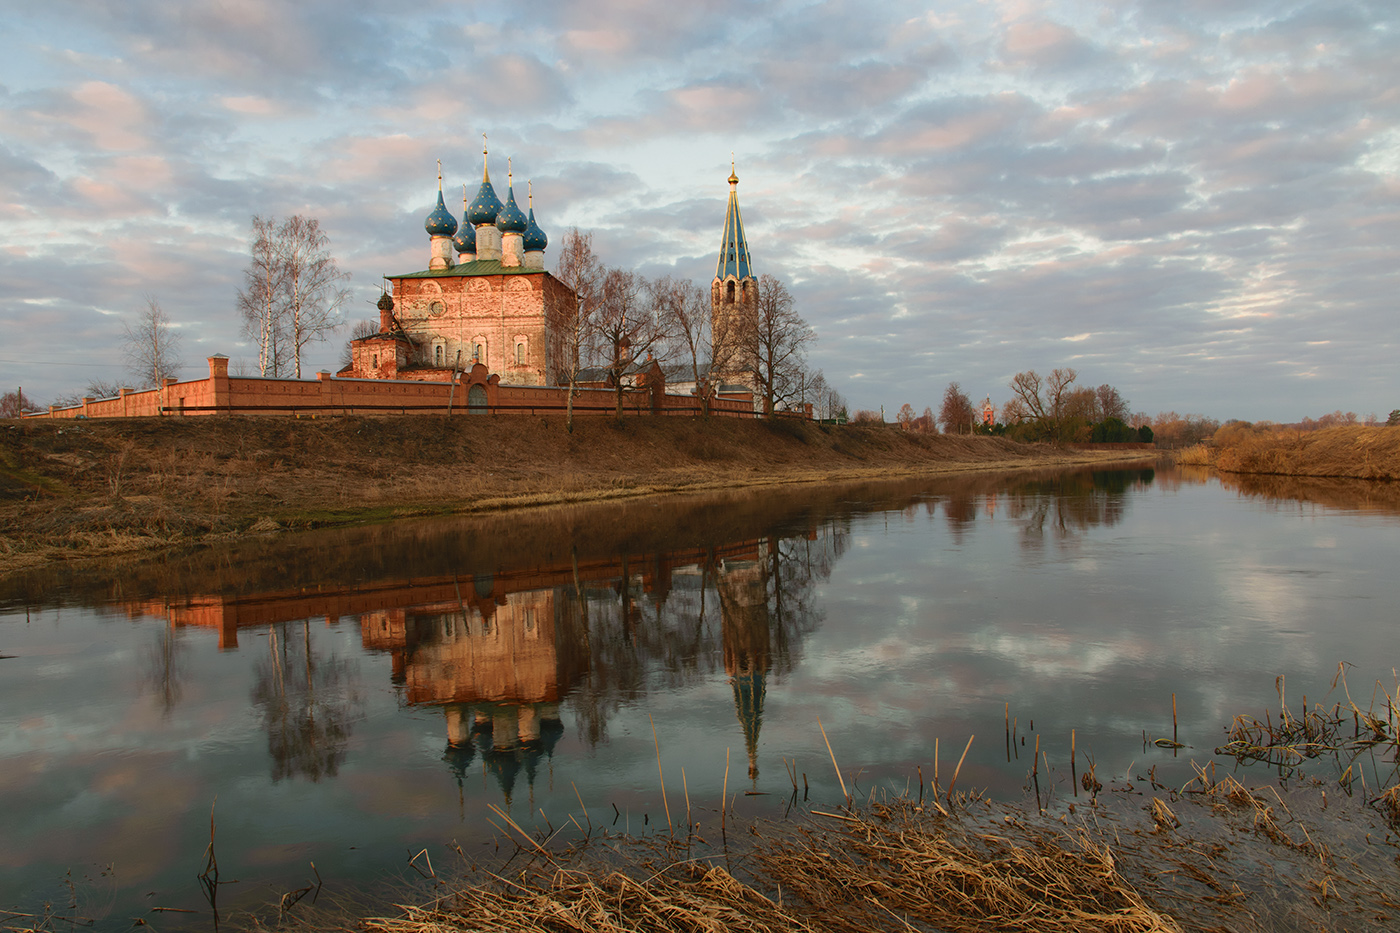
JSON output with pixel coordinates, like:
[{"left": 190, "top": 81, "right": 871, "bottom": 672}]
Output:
[
  {"left": 280, "top": 215, "right": 349, "bottom": 378},
  {"left": 123, "top": 294, "right": 182, "bottom": 388},
  {"left": 236, "top": 215, "right": 349, "bottom": 378},
  {"left": 237, "top": 215, "right": 286, "bottom": 377}
]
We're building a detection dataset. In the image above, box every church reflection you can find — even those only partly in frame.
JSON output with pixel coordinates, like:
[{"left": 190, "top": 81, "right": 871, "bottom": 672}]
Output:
[{"left": 128, "top": 530, "right": 840, "bottom": 800}]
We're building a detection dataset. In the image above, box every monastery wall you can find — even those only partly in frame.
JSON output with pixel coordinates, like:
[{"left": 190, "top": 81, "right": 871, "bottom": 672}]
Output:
[{"left": 27, "top": 355, "right": 760, "bottom": 419}]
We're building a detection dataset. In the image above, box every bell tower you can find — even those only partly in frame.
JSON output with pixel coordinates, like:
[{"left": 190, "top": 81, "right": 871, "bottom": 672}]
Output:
[{"left": 711, "top": 161, "right": 758, "bottom": 375}]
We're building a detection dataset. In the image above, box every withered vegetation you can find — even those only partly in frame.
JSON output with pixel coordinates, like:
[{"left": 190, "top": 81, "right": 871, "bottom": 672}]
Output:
[
  {"left": 1178, "top": 424, "right": 1400, "bottom": 480},
  {"left": 0, "top": 416, "right": 1149, "bottom": 574}
]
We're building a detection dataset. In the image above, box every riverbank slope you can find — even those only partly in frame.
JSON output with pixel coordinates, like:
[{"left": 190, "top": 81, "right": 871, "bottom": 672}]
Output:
[
  {"left": 0, "top": 415, "right": 1152, "bottom": 573},
  {"left": 1178, "top": 424, "right": 1400, "bottom": 480}
]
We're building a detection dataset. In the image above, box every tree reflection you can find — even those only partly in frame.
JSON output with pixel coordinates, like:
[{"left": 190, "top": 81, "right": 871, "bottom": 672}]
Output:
[
  {"left": 251, "top": 620, "right": 362, "bottom": 782},
  {"left": 1000, "top": 468, "right": 1155, "bottom": 548},
  {"left": 143, "top": 621, "right": 184, "bottom": 714}
]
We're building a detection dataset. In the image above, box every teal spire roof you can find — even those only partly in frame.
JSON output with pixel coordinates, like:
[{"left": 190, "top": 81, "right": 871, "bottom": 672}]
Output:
[
  {"left": 468, "top": 145, "right": 504, "bottom": 226},
  {"left": 523, "top": 182, "right": 547, "bottom": 251},
  {"left": 497, "top": 165, "right": 528, "bottom": 234},
  {"left": 452, "top": 185, "right": 476, "bottom": 255},
  {"left": 424, "top": 168, "right": 458, "bottom": 237},
  {"left": 715, "top": 162, "right": 752, "bottom": 280}
]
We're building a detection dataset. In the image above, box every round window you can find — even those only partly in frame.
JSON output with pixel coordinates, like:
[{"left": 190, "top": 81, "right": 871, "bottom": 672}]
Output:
[{"left": 429, "top": 300, "right": 445, "bottom": 316}]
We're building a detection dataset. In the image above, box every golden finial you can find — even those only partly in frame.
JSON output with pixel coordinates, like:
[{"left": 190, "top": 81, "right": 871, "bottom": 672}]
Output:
[
  {"left": 729, "top": 153, "right": 738, "bottom": 185},
  {"left": 508, "top": 157, "right": 513, "bottom": 188},
  {"left": 437, "top": 158, "right": 443, "bottom": 190},
  {"left": 482, "top": 134, "right": 490, "bottom": 182},
  {"left": 462, "top": 183, "right": 468, "bottom": 211},
  {"left": 528, "top": 179, "right": 533, "bottom": 208}
]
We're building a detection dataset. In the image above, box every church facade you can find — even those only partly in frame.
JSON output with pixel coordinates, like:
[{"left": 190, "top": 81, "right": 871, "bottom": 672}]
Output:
[{"left": 340, "top": 147, "right": 575, "bottom": 386}]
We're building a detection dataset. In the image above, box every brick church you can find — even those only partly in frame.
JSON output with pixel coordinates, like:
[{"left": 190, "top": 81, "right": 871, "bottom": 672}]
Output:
[{"left": 340, "top": 147, "right": 761, "bottom": 396}]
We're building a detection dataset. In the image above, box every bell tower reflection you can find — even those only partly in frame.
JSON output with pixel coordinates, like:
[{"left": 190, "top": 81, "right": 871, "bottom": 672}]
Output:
[{"left": 716, "top": 543, "right": 772, "bottom": 782}]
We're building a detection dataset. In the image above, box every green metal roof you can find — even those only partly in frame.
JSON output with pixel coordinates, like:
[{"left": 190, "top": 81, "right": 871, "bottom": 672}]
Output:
[{"left": 389, "top": 260, "right": 547, "bottom": 279}]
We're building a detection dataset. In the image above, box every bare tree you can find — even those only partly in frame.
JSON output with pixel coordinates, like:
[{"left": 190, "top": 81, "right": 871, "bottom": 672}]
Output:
[
  {"left": 1005, "top": 367, "right": 1080, "bottom": 442},
  {"left": 897, "top": 403, "right": 916, "bottom": 430},
  {"left": 0, "top": 388, "right": 37, "bottom": 417},
  {"left": 237, "top": 215, "right": 287, "bottom": 377},
  {"left": 1095, "top": 384, "right": 1130, "bottom": 423},
  {"left": 237, "top": 215, "right": 349, "bottom": 379},
  {"left": 552, "top": 228, "right": 604, "bottom": 432},
  {"left": 654, "top": 275, "right": 714, "bottom": 414},
  {"left": 280, "top": 215, "right": 349, "bottom": 378},
  {"left": 938, "top": 382, "right": 976, "bottom": 434},
  {"left": 340, "top": 319, "right": 379, "bottom": 369},
  {"left": 824, "top": 386, "right": 847, "bottom": 423},
  {"left": 749, "top": 274, "right": 814, "bottom": 415},
  {"left": 123, "top": 294, "right": 182, "bottom": 388},
  {"left": 592, "top": 268, "right": 668, "bottom": 416}
]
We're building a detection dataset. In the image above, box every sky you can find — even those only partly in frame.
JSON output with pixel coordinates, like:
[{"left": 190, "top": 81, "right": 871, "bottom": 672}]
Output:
[{"left": 2, "top": 0, "right": 1397, "bottom": 423}]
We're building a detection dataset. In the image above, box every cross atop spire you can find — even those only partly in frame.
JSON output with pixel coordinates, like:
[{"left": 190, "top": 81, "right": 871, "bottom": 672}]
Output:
[{"left": 482, "top": 135, "right": 491, "bottom": 182}]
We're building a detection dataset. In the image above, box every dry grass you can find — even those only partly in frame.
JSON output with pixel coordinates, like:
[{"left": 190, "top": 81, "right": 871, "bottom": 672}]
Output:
[
  {"left": 0, "top": 416, "right": 1151, "bottom": 574},
  {"left": 357, "top": 803, "right": 1179, "bottom": 933},
  {"left": 1172, "top": 444, "right": 1214, "bottom": 466},
  {"left": 1212, "top": 425, "right": 1400, "bottom": 480}
]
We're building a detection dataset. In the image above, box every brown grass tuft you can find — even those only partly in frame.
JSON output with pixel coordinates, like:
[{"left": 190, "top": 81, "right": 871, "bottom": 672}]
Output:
[{"left": 1212, "top": 425, "right": 1400, "bottom": 480}]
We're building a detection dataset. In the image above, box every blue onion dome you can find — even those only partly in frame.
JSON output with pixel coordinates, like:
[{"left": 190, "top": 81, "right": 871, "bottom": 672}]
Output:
[
  {"left": 453, "top": 186, "right": 476, "bottom": 254},
  {"left": 468, "top": 149, "right": 503, "bottom": 225},
  {"left": 523, "top": 208, "right": 547, "bottom": 251},
  {"left": 425, "top": 188, "right": 458, "bottom": 237},
  {"left": 497, "top": 181, "right": 528, "bottom": 234},
  {"left": 453, "top": 224, "right": 476, "bottom": 255}
]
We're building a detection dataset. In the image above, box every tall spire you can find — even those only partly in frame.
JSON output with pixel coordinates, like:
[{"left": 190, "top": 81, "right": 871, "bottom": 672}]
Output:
[{"left": 715, "top": 159, "right": 753, "bottom": 280}]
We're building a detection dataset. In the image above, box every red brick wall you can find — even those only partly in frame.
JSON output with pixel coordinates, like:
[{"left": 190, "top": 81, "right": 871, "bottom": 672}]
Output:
[{"left": 25, "top": 356, "right": 762, "bottom": 419}]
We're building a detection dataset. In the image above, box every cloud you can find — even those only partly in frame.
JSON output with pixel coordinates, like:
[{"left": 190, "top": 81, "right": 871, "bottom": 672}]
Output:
[{"left": 0, "top": 0, "right": 1397, "bottom": 419}]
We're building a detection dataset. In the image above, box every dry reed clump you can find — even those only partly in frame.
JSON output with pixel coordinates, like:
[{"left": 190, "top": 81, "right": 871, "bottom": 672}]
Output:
[
  {"left": 755, "top": 805, "right": 1179, "bottom": 933},
  {"left": 361, "top": 803, "right": 1178, "bottom": 933},
  {"left": 1213, "top": 425, "right": 1400, "bottom": 480},
  {"left": 1172, "top": 444, "right": 1213, "bottom": 466},
  {"left": 366, "top": 865, "right": 806, "bottom": 933}
]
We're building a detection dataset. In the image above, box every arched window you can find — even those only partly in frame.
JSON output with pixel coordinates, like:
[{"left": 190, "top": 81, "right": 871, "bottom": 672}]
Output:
[
  {"left": 372, "top": 353, "right": 378, "bottom": 369},
  {"left": 726, "top": 280, "right": 735, "bottom": 301},
  {"left": 515, "top": 343, "right": 524, "bottom": 365},
  {"left": 473, "top": 343, "right": 483, "bottom": 364},
  {"left": 434, "top": 345, "right": 444, "bottom": 366}
]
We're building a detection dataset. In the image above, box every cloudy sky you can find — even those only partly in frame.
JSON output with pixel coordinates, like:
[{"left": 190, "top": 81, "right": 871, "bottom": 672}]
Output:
[{"left": 2, "top": 0, "right": 1396, "bottom": 421}]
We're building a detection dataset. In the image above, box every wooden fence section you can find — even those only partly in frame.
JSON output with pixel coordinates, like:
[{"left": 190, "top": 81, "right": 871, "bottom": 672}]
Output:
[{"left": 25, "top": 356, "right": 763, "bottom": 420}]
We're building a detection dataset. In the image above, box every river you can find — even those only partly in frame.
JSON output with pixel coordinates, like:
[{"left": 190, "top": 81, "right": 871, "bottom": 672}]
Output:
[{"left": 2, "top": 463, "right": 1397, "bottom": 927}]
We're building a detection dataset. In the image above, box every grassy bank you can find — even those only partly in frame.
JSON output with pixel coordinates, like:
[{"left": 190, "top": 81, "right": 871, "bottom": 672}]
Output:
[
  {"left": 0, "top": 415, "right": 1151, "bottom": 574},
  {"left": 1175, "top": 424, "right": 1400, "bottom": 480}
]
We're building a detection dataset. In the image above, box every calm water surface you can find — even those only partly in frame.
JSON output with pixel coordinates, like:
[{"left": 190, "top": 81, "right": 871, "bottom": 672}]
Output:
[{"left": 2, "top": 464, "right": 1397, "bottom": 926}]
